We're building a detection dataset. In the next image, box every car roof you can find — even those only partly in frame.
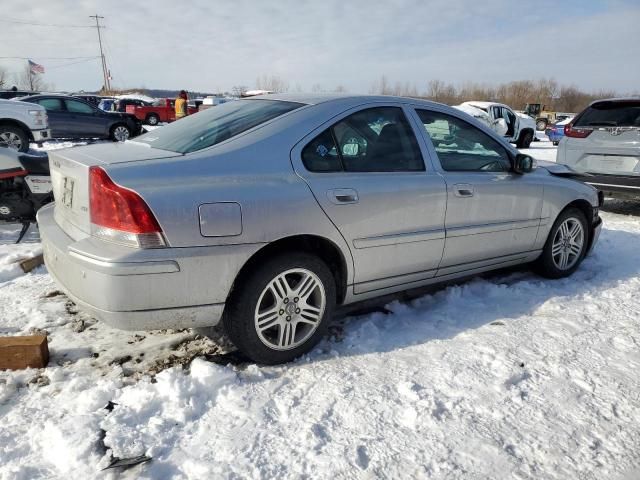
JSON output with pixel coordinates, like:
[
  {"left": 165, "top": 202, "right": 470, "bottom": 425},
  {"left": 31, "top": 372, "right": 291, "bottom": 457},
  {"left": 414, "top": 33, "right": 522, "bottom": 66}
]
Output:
[
  {"left": 589, "top": 97, "right": 640, "bottom": 106},
  {"left": 21, "top": 94, "right": 88, "bottom": 102},
  {"left": 245, "top": 93, "right": 445, "bottom": 109}
]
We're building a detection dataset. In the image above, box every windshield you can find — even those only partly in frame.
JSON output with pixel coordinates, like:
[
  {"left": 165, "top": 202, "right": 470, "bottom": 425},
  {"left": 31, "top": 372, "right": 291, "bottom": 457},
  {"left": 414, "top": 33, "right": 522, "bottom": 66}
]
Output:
[
  {"left": 574, "top": 101, "right": 640, "bottom": 127},
  {"left": 133, "top": 99, "right": 304, "bottom": 153}
]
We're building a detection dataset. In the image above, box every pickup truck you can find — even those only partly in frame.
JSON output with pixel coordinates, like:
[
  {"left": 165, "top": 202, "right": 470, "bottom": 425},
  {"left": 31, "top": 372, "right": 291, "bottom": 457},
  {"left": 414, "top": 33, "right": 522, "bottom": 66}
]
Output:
[
  {"left": 130, "top": 98, "right": 198, "bottom": 125},
  {"left": 0, "top": 99, "right": 51, "bottom": 152},
  {"left": 457, "top": 101, "right": 537, "bottom": 148}
]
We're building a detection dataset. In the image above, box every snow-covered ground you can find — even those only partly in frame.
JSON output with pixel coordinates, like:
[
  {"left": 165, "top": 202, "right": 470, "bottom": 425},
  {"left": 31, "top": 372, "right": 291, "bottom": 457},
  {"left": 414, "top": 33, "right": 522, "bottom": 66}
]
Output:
[{"left": 1, "top": 136, "right": 640, "bottom": 479}]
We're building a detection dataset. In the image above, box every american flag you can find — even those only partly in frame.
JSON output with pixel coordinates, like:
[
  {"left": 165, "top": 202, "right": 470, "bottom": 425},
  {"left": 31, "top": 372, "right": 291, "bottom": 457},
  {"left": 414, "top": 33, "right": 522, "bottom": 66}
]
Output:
[{"left": 28, "top": 59, "right": 45, "bottom": 74}]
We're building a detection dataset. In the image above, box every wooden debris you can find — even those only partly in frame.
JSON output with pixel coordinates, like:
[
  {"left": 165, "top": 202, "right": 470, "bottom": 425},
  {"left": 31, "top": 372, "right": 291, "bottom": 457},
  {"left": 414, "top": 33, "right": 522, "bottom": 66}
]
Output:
[
  {"left": 0, "top": 335, "right": 49, "bottom": 370},
  {"left": 19, "top": 254, "right": 44, "bottom": 273}
]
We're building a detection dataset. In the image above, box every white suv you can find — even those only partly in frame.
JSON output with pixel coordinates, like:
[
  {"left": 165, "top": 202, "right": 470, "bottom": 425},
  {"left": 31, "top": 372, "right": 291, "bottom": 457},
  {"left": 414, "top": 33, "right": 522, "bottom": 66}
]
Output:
[
  {"left": 557, "top": 98, "right": 640, "bottom": 199},
  {"left": 0, "top": 99, "right": 51, "bottom": 152}
]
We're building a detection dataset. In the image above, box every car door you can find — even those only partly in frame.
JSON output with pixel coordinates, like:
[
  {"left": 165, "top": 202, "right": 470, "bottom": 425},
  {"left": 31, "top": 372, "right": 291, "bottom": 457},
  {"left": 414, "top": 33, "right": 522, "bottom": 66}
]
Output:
[
  {"left": 291, "top": 105, "right": 447, "bottom": 293},
  {"left": 413, "top": 107, "right": 543, "bottom": 273},
  {"left": 34, "top": 98, "right": 66, "bottom": 137},
  {"left": 64, "top": 99, "right": 107, "bottom": 138}
]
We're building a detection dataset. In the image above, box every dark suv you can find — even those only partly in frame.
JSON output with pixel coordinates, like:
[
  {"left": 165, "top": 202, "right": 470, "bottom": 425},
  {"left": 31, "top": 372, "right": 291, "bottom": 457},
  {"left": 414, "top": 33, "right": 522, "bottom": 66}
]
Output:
[{"left": 20, "top": 95, "right": 143, "bottom": 142}]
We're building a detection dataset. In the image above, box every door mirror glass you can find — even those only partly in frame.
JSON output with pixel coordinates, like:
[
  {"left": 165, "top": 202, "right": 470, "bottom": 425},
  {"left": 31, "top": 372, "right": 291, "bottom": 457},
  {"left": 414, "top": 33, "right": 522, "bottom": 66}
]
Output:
[{"left": 513, "top": 153, "right": 535, "bottom": 174}]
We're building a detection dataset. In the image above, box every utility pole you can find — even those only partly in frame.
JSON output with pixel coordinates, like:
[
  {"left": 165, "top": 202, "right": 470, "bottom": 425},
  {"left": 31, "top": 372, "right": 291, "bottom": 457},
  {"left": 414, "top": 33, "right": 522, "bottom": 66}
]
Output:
[{"left": 89, "top": 14, "right": 111, "bottom": 93}]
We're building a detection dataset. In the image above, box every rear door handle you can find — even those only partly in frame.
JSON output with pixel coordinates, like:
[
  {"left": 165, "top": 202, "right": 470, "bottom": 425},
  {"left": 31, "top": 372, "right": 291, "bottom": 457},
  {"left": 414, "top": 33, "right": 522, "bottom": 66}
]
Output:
[
  {"left": 327, "top": 188, "right": 359, "bottom": 204},
  {"left": 453, "top": 183, "right": 474, "bottom": 197}
]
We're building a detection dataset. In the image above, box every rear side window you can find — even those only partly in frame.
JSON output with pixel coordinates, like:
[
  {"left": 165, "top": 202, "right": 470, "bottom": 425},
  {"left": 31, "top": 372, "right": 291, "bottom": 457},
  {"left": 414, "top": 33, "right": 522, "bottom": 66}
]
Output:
[
  {"left": 37, "top": 98, "right": 63, "bottom": 111},
  {"left": 574, "top": 101, "right": 640, "bottom": 127},
  {"left": 302, "top": 107, "right": 424, "bottom": 173},
  {"left": 134, "top": 99, "right": 303, "bottom": 153},
  {"left": 65, "top": 99, "right": 94, "bottom": 114}
]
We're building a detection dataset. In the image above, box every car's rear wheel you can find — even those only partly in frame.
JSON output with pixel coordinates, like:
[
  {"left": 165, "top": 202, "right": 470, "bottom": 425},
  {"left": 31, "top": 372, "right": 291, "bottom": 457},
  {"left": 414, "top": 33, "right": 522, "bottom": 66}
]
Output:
[
  {"left": 146, "top": 114, "right": 159, "bottom": 126},
  {"left": 0, "top": 126, "right": 29, "bottom": 152},
  {"left": 111, "top": 124, "right": 131, "bottom": 142},
  {"left": 535, "top": 207, "right": 588, "bottom": 279},
  {"left": 516, "top": 130, "right": 534, "bottom": 148},
  {"left": 223, "top": 253, "right": 336, "bottom": 364}
]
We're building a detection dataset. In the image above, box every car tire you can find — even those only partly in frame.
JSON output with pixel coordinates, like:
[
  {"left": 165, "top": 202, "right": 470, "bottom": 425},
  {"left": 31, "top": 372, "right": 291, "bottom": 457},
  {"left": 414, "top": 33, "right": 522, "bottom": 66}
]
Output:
[
  {"left": 110, "top": 124, "right": 131, "bottom": 142},
  {"left": 536, "top": 119, "right": 548, "bottom": 131},
  {"left": 0, "top": 125, "right": 29, "bottom": 152},
  {"left": 535, "top": 207, "right": 589, "bottom": 279},
  {"left": 516, "top": 131, "right": 534, "bottom": 149},
  {"left": 146, "top": 114, "right": 159, "bottom": 126},
  {"left": 223, "top": 252, "right": 336, "bottom": 365}
]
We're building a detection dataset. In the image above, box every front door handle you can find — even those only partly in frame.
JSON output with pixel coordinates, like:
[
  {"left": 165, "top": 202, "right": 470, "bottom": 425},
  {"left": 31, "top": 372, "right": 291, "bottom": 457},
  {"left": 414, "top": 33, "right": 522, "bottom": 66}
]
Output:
[
  {"left": 327, "top": 188, "right": 359, "bottom": 204},
  {"left": 453, "top": 183, "right": 474, "bottom": 198}
]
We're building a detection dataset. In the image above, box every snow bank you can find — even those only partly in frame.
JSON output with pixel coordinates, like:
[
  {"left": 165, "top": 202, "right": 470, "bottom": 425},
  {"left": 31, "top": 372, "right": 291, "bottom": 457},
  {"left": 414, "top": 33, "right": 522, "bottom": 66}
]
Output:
[{"left": 1, "top": 144, "right": 639, "bottom": 478}]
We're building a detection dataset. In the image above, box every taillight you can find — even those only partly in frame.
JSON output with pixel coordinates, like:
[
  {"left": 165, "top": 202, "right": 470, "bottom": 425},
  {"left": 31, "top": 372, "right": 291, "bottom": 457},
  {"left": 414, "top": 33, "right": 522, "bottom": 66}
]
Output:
[
  {"left": 89, "top": 166, "right": 165, "bottom": 248},
  {"left": 564, "top": 123, "right": 593, "bottom": 139}
]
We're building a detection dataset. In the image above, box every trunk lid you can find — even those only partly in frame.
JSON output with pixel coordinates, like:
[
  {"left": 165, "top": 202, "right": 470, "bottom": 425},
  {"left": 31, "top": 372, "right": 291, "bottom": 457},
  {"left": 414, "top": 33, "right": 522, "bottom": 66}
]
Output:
[
  {"left": 567, "top": 128, "right": 640, "bottom": 175},
  {"left": 49, "top": 141, "right": 181, "bottom": 239}
]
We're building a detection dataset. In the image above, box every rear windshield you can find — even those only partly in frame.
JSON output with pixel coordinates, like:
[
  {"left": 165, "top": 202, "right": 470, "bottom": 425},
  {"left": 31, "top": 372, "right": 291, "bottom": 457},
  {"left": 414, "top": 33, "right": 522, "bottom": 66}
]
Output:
[
  {"left": 574, "top": 101, "right": 640, "bottom": 127},
  {"left": 134, "top": 99, "right": 303, "bottom": 153}
]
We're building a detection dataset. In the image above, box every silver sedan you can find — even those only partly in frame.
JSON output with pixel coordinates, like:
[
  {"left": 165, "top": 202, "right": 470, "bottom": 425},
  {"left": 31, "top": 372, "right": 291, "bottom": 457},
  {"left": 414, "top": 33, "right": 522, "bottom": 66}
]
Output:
[{"left": 38, "top": 94, "right": 602, "bottom": 364}]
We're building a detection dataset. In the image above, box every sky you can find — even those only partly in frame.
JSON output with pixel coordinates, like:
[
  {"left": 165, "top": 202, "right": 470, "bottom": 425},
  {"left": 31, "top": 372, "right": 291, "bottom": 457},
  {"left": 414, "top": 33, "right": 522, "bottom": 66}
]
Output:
[{"left": 0, "top": 0, "right": 639, "bottom": 94}]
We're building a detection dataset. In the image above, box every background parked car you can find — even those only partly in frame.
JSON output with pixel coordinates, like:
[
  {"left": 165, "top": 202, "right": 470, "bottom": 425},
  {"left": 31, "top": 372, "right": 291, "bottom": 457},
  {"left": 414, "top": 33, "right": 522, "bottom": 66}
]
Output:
[
  {"left": 557, "top": 98, "right": 640, "bottom": 199},
  {"left": 38, "top": 94, "right": 601, "bottom": 364},
  {"left": 545, "top": 116, "right": 573, "bottom": 145},
  {"left": 0, "top": 90, "right": 40, "bottom": 100},
  {"left": 20, "top": 94, "right": 143, "bottom": 142},
  {"left": 98, "top": 98, "right": 116, "bottom": 111},
  {"left": 116, "top": 98, "right": 151, "bottom": 113},
  {"left": 132, "top": 98, "right": 198, "bottom": 125},
  {"left": 458, "top": 101, "right": 536, "bottom": 148},
  {"left": 72, "top": 94, "right": 104, "bottom": 107},
  {"left": 0, "top": 99, "right": 51, "bottom": 152}
]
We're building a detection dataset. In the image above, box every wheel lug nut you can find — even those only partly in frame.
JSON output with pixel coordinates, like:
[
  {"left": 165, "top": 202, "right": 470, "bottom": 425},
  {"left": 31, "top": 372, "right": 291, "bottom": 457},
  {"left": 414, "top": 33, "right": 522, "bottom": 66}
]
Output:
[
  {"left": 284, "top": 298, "right": 289, "bottom": 304},
  {"left": 279, "top": 310, "right": 284, "bottom": 315},
  {"left": 286, "top": 316, "right": 291, "bottom": 321},
  {"left": 294, "top": 297, "right": 299, "bottom": 303},
  {"left": 295, "top": 309, "right": 300, "bottom": 314}
]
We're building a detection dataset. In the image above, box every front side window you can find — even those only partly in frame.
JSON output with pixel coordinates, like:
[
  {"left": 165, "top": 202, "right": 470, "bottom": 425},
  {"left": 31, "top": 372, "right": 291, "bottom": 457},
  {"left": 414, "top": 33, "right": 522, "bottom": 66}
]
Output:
[
  {"left": 134, "top": 99, "right": 303, "bottom": 154},
  {"left": 302, "top": 107, "right": 424, "bottom": 173},
  {"left": 417, "top": 109, "right": 511, "bottom": 172},
  {"left": 65, "top": 100, "right": 94, "bottom": 114},
  {"left": 37, "top": 98, "right": 63, "bottom": 111}
]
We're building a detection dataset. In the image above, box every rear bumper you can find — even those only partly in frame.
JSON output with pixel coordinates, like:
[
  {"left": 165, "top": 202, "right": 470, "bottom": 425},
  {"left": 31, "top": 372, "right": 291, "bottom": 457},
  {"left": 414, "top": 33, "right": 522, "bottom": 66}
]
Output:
[
  {"left": 585, "top": 174, "right": 640, "bottom": 200},
  {"left": 32, "top": 129, "right": 51, "bottom": 142},
  {"left": 37, "top": 204, "right": 262, "bottom": 331}
]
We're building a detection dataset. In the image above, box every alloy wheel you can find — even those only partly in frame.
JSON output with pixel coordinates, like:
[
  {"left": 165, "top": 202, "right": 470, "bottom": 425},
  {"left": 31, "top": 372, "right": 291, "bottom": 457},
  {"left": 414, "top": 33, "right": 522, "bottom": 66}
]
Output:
[
  {"left": 254, "top": 268, "right": 326, "bottom": 351},
  {"left": 0, "top": 132, "right": 23, "bottom": 151},
  {"left": 113, "top": 126, "right": 130, "bottom": 142},
  {"left": 551, "top": 217, "right": 584, "bottom": 270}
]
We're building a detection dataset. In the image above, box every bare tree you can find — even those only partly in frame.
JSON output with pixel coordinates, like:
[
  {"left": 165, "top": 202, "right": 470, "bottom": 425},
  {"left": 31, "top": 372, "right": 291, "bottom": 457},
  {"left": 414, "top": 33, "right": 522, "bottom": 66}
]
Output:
[
  {"left": 255, "top": 74, "right": 289, "bottom": 93},
  {"left": 370, "top": 75, "right": 392, "bottom": 95},
  {"left": 232, "top": 85, "right": 248, "bottom": 97},
  {"left": 334, "top": 85, "right": 347, "bottom": 93},
  {"left": 14, "top": 64, "right": 49, "bottom": 91}
]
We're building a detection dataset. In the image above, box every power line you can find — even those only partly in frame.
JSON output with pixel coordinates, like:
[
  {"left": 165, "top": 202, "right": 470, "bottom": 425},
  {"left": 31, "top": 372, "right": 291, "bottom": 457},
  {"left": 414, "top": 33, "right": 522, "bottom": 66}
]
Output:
[
  {"left": 0, "top": 56, "right": 100, "bottom": 60},
  {"left": 0, "top": 17, "right": 95, "bottom": 28},
  {"left": 46, "top": 58, "right": 101, "bottom": 70}
]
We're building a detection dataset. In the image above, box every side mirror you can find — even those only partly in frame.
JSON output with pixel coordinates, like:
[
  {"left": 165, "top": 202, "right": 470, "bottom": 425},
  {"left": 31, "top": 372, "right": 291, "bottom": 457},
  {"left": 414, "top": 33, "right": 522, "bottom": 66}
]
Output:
[{"left": 513, "top": 153, "right": 535, "bottom": 174}]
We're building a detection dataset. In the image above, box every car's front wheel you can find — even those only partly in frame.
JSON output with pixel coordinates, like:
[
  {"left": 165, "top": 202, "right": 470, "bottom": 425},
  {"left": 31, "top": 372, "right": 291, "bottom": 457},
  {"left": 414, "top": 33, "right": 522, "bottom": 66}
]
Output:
[
  {"left": 0, "top": 126, "right": 29, "bottom": 152},
  {"left": 535, "top": 207, "right": 588, "bottom": 279},
  {"left": 223, "top": 253, "right": 336, "bottom": 364},
  {"left": 146, "top": 114, "right": 159, "bottom": 126}
]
